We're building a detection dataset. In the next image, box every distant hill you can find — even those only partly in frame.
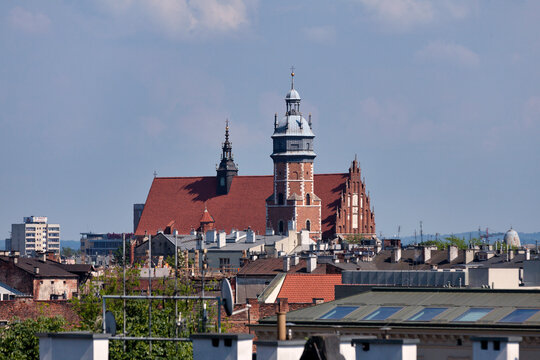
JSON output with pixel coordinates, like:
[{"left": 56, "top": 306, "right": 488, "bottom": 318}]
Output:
[
  {"left": 61, "top": 240, "right": 80, "bottom": 250},
  {"left": 0, "top": 239, "right": 80, "bottom": 251},
  {"left": 400, "top": 231, "right": 540, "bottom": 245}
]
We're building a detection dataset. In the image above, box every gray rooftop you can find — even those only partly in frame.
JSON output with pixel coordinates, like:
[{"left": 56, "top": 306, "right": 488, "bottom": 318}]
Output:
[{"left": 259, "top": 288, "right": 540, "bottom": 329}]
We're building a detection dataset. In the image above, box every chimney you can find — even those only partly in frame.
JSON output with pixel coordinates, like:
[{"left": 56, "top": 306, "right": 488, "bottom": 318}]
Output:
[
  {"left": 206, "top": 229, "right": 216, "bottom": 243},
  {"left": 448, "top": 246, "right": 458, "bottom": 263},
  {"left": 283, "top": 256, "right": 290, "bottom": 272},
  {"left": 307, "top": 255, "right": 317, "bottom": 273},
  {"left": 287, "top": 220, "right": 296, "bottom": 236},
  {"left": 526, "top": 248, "right": 531, "bottom": 261},
  {"left": 422, "top": 247, "right": 431, "bottom": 263},
  {"left": 246, "top": 228, "right": 256, "bottom": 243},
  {"left": 291, "top": 254, "right": 299, "bottom": 266},
  {"left": 299, "top": 230, "right": 310, "bottom": 245},
  {"left": 217, "top": 231, "right": 227, "bottom": 248},
  {"left": 392, "top": 247, "right": 401, "bottom": 263},
  {"left": 464, "top": 249, "right": 475, "bottom": 264}
]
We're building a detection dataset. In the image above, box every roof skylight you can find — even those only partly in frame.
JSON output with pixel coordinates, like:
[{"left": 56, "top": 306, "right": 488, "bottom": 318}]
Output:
[
  {"left": 453, "top": 308, "right": 493, "bottom": 322},
  {"left": 499, "top": 309, "right": 540, "bottom": 323},
  {"left": 319, "top": 306, "right": 358, "bottom": 320},
  {"left": 407, "top": 308, "right": 448, "bottom": 321},
  {"left": 362, "top": 307, "right": 403, "bottom": 321}
]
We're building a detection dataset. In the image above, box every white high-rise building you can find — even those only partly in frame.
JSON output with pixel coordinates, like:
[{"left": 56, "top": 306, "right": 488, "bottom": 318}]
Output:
[{"left": 10, "top": 216, "right": 60, "bottom": 255}]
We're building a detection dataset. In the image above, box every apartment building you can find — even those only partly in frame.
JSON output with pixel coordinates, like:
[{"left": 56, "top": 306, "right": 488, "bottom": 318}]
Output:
[{"left": 10, "top": 216, "right": 60, "bottom": 255}]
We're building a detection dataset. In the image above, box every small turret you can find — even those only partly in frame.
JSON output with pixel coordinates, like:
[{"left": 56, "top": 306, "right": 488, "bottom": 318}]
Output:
[{"left": 216, "top": 120, "right": 238, "bottom": 195}]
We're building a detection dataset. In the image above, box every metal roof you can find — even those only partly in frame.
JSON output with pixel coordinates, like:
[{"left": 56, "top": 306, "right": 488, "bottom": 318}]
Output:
[{"left": 258, "top": 288, "right": 540, "bottom": 329}]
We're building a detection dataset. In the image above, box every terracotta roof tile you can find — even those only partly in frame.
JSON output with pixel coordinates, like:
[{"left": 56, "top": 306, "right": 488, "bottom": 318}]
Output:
[
  {"left": 199, "top": 208, "right": 215, "bottom": 223},
  {"left": 136, "top": 174, "right": 347, "bottom": 239},
  {"left": 277, "top": 274, "right": 342, "bottom": 303}
]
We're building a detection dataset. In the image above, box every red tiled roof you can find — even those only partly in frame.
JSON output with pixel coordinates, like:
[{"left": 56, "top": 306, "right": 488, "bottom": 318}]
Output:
[
  {"left": 135, "top": 173, "right": 347, "bottom": 239},
  {"left": 277, "top": 274, "right": 342, "bottom": 303},
  {"left": 199, "top": 208, "right": 214, "bottom": 223}
]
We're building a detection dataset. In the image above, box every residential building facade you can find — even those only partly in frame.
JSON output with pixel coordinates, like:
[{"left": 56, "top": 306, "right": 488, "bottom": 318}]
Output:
[{"left": 10, "top": 216, "right": 60, "bottom": 255}]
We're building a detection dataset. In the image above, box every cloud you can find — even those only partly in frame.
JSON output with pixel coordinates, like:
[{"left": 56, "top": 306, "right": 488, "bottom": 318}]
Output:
[
  {"left": 8, "top": 7, "right": 51, "bottom": 34},
  {"left": 356, "top": 0, "right": 475, "bottom": 31},
  {"left": 303, "top": 26, "right": 336, "bottom": 43},
  {"left": 97, "top": 0, "right": 253, "bottom": 38},
  {"left": 357, "top": 0, "right": 434, "bottom": 30},
  {"left": 415, "top": 41, "right": 480, "bottom": 67}
]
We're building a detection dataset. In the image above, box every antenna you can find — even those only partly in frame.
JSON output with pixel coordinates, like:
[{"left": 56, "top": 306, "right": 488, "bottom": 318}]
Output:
[
  {"left": 420, "top": 221, "right": 423, "bottom": 243},
  {"left": 221, "top": 278, "right": 234, "bottom": 316},
  {"left": 105, "top": 310, "right": 117, "bottom": 336}
]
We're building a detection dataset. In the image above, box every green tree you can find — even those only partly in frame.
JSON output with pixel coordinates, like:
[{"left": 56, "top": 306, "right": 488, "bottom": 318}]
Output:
[
  {"left": 0, "top": 316, "right": 66, "bottom": 360},
  {"left": 71, "top": 264, "right": 221, "bottom": 359}
]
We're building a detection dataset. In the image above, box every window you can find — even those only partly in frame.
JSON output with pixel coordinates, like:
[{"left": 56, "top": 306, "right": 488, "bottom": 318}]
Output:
[
  {"left": 219, "top": 258, "right": 230, "bottom": 270},
  {"left": 319, "top": 306, "right": 358, "bottom": 320},
  {"left": 407, "top": 308, "right": 448, "bottom": 321},
  {"left": 306, "top": 220, "right": 311, "bottom": 231},
  {"left": 306, "top": 193, "right": 311, "bottom": 205},
  {"left": 453, "top": 308, "right": 493, "bottom": 322},
  {"left": 499, "top": 309, "right": 540, "bottom": 323},
  {"left": 278, "top": 193, "right": 284, "bottom": 205},
  {"left": 278, "top": 221, "right": 284, "bottom": 235},
  {"left": 363, "top": 307, "right": 403, "bottom": 321}
]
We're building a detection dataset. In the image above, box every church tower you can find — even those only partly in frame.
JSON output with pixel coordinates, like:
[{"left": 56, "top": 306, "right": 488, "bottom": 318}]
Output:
[
  {"left": 266, "top": 71, "right": 322, "bottom": 239},
  {"left": 216, "top": 120, "right": 238, "bottom": 195}
]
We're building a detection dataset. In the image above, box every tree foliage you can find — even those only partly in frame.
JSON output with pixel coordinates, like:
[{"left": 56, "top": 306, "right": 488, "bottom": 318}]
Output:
[
  {"left": 0, "top": 316, "right": 66, "bottom": 360},
  {"left": 419, "top": 236, "right": 483, "bottom": 250},
  {"left": 71, "top": 259, "right": 220, "bottom": 360}
]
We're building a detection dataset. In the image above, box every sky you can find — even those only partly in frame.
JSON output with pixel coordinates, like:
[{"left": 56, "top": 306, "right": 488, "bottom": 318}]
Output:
[{"left": 1, "top": 0, "right": 539, "bottom": 241}]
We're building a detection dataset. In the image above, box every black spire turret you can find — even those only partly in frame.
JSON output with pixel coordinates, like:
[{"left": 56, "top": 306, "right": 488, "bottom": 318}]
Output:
[{"left": 216, "top": 119, "right": 238, "bottom": 195}]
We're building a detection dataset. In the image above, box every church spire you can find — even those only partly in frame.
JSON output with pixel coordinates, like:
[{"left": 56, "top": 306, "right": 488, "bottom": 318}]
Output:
[
  {"left": 216, "top": 119, "right": 238, "bottom": 195},
  {"left": 221, "top": 119, "right": 233, "bottom": 161}
]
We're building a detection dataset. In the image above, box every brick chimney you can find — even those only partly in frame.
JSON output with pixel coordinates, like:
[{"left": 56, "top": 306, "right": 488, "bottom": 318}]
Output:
[
  {"left": 392, "top": 247, "right": 402, "bottom": 263},
  {"left": 307, "top": 255, "right": 317, "bottom": 273},
  {"left": 283, "top": 256, "right": 290, "bottom": 272},
  {"left": 448, "top": 246, "right": 458, "bottom": 262},
  {"left": 422, "top": 247, "right": 431, "bottom": 263}
]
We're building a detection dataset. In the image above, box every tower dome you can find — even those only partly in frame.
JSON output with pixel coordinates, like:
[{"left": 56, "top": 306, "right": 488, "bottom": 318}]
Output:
[
  {"left": 504, "top": 228, "right": 520, "bottom": 247},
  {"left": 286, "top": 88, "right": 301, "bottom": 101}
]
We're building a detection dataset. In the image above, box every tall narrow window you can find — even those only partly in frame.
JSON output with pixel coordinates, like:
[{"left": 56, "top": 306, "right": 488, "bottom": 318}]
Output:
[
  {"left": 306, "top": 220, "right": 311, "bottom": 231},
  {"left": 278, "top": 220, "right": 284, "bottom": 234},
  {"left": 278, "top": 193, "right": 284, "bottom": 205},
  {"left": 306, "top": 193, "right": 311, "bottom": 205}
]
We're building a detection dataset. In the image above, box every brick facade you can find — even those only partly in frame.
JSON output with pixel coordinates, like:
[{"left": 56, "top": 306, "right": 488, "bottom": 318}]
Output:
[
  {"left": 335, "top": 157, "right": 376, "bottom": 237},
  {"left": 0, "top": 298, "right": 79, "bottom": 325}
]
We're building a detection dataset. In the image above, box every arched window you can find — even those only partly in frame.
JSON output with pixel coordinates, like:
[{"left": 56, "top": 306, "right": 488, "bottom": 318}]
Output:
[
  {"left": 306, "top": 193, "right": 311, "bottom": 205},
  {"left": 278, "top": 220, "right": 284, "bottom": 234},
  {"left": 278, "top": 193, "right": 284, "bottom": 205},
  {"left": 292, "top": 171, "right": 299, "bottom": 180},
  {"left": 306, "top": 220, "right": 311, "bottom": 231}
]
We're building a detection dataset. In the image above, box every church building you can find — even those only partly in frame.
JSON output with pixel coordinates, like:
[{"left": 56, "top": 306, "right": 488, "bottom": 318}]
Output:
[{"left": 135, "top": 72, "right": 376, "bottom": 241}]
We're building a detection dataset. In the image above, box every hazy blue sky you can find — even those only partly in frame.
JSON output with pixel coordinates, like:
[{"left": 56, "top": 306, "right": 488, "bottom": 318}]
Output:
[{"left": 1, "top": 1, "right": 539, "bottom": 241}]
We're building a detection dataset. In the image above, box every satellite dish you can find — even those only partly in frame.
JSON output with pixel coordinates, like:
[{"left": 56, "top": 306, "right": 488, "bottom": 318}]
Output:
[
  {"left": 104, "top": 310, "right": 117, "bottom": 336},
  {"left": 221, "top": 278, "right": 234, "bottom": 316}
]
